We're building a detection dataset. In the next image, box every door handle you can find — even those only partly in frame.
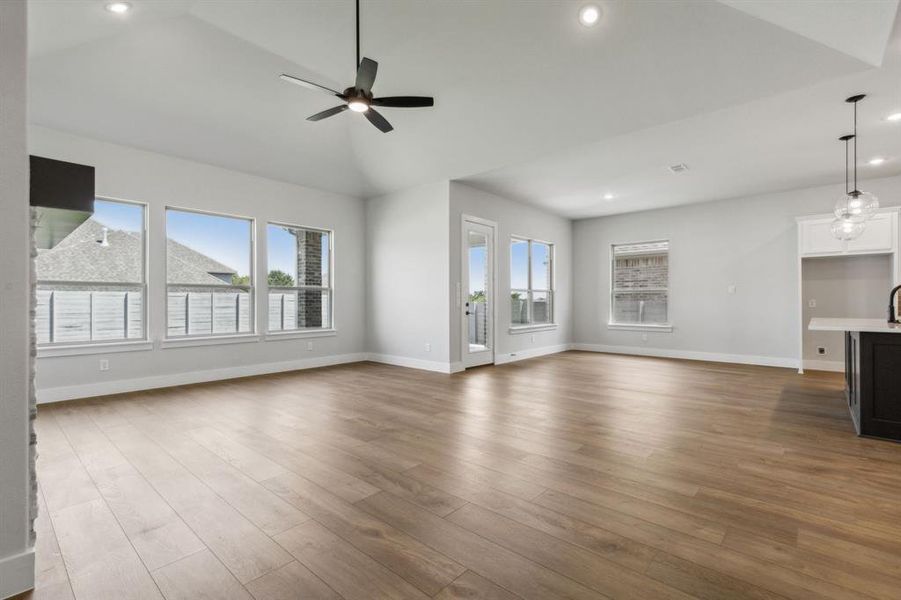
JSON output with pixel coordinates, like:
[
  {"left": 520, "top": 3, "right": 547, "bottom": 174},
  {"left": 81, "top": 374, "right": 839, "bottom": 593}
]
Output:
[{"left": 465, "top": 310, "right": 471, "bottom": 315}]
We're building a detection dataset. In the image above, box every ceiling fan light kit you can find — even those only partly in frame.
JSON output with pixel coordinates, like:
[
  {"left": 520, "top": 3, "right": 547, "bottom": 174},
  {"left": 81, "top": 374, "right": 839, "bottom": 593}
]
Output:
[
  {"left": 279, "top": 0, "right": 434, "bottom": 133},
  {"left": 831, "top": 94, "right": 879, "bottom": 240}
]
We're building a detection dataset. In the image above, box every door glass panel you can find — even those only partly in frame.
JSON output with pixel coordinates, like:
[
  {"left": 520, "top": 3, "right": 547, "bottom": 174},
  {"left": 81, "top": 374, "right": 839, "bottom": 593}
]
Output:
[{"left": 468, "top": 230, "right": 488, "bottom": 352}]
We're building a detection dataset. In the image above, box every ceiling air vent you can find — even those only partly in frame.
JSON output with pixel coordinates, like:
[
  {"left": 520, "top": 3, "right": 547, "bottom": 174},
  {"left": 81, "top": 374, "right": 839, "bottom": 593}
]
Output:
[{"left": 668, "top": 163, "right": 689, "bottom": 174}]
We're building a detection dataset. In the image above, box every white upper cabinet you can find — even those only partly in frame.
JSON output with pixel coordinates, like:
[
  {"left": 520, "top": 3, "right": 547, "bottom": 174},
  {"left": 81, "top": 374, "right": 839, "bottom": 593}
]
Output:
[
  {"left": 846, "top": 211, "right": 896, "bottom": 253},
  {"left": 798, "top": 209, "right": 899, "bottom": 257}
]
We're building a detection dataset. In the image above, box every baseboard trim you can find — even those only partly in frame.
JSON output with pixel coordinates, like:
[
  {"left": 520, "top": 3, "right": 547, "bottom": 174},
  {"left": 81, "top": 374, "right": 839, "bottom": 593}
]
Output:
[
  {"left": 36, "top": 353, "right": 369, "bottom": 404},
  {"left": 0, "top": 549, "right": 34, "bottom": 600},
  {"left": 495, "top": 344, "right": 570, "bottom": 365},
  {"left": 36, "top": 343, "right": 803, "bottom": 404},
  {"left": 571, "top": 343, "right": 799, "bottom": 369},
  {"left": 366, "top": 353, "right": 456, "bottom": 374},
  {"left": 803, "top": 359, "right": 844, "bottom": 372}
]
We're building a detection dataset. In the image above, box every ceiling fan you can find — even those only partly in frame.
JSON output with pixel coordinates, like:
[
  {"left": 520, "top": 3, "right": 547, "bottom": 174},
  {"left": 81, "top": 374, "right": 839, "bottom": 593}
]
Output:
[{"left": 279, "top": 0, "right": 434, "bottom": 133}]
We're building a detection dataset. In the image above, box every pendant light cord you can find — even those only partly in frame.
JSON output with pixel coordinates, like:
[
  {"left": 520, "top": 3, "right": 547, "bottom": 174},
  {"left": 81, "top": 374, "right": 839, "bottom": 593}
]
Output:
[
  {"left": 356, "top": 0, "right": 360, "bottom": 70},
  {"left": 845, "top": 138, "right": 849, "bottom": 195},
  {"left": 853, "top": 99, "right": 858, "bottom": 192}
]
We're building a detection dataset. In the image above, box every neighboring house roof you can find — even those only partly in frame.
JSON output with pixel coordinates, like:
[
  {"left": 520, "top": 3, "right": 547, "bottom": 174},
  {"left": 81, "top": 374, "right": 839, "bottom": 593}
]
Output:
[{"left": 36, "top": 218, "right": 237, "bottom": 286}]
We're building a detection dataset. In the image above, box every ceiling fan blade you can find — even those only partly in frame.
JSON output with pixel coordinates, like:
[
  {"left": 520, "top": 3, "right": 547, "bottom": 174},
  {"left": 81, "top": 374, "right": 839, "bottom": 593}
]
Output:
[
  {"left": 372, "top": 96, "right": 434, "bottom": 108},
  {"left": 364, "top": 107, "right": 393, "bottom": 133},
  {"left": 307, "top": 104, "right": 349, "bottom": 122},
  {"left": 280, "top": 74, "right": 343, "bottom": 98},
  {"left": 355, "top": 57, "right": 378, "bottom": 93}
]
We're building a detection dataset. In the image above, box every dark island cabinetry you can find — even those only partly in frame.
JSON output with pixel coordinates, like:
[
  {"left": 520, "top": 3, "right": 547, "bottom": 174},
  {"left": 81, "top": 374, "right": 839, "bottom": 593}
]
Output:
[{"left": 845, "top": 331, "right": 901, "bottom": 441}]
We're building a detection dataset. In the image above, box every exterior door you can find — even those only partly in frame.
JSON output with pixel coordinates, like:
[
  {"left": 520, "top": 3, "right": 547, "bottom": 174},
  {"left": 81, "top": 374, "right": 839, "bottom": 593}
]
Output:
[{"left": 462, "top": 218, "right": 494, "bottom": 368}]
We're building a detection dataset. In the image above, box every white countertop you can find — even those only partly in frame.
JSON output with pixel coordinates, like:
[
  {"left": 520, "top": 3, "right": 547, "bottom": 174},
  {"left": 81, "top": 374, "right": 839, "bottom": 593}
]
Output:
[{"left": 808, "top": 318, "right": 901, "bottom": 333}]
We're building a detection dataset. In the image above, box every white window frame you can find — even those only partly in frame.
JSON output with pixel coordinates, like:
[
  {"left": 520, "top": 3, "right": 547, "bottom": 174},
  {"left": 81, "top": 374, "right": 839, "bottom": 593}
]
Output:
[
  {"left": 509, "top": 236, "right": 556, "bottom": 333},
  {"left": 265, "top": 222, "right": 335, "bottom": 337},
  {"left": 608, "top": 239, "right": 672, "bottom": 332},
  {"left": 163, "top": 206, "right": 256, "bottom": 342},
  {"left": 36, "top": 196, "right": 151, "bottom": 356}
]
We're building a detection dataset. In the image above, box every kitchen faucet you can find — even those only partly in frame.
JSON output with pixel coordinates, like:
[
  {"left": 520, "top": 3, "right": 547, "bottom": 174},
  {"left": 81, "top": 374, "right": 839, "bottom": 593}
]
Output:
[{"left": 890, "top": 284, "right": 901, "bottom": 324}]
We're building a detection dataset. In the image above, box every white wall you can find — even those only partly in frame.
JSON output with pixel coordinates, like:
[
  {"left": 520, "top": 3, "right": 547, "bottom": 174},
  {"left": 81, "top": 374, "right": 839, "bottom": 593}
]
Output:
[
  {"left": 365, "top": 181, "right": 451, "bottom": 370},
  {"left": 449, "top": 182, "right": 573, "bottom": 364},
  {"left": 31, "top": 127, "right": 367, "bottom": 402},
  {"left": 802, "top": 254, "right": 892, "bottom": 368},
  {"left": 0, "top": 1, "right": 35, "bottom": 597},
  {"left": 573, "top": 174, "right": 901, "bottom": 367}
]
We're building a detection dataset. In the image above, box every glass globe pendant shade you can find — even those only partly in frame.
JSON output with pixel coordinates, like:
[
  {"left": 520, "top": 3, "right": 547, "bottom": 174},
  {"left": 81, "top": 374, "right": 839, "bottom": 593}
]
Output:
[
  {"left": 831, "top": 216, "right": 866, "bottom": 241},
  {"left": 833, "top": 194, "right": 866, "bottom": 222},
  {"left": 855, "top": 190, "right": 879, "bottom": 218}
]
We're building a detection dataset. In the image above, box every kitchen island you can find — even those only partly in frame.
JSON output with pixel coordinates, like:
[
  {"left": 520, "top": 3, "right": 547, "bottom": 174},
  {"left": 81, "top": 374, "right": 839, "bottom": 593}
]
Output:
[{"left": 809, "top": 318, "right": 901, "bottom": 441}]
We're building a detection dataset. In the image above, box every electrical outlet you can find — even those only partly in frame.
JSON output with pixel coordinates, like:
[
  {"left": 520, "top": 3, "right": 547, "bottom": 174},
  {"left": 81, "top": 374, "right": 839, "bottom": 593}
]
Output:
[
  {"left": 530, "top": 334, "right": 535, "bottom": 343},
  {"left": 817, "top": 346, "right": 827, "bottom": 355},
  {"left": 425, "top": 343, "right": 431, "bottom": 352},
  {"left": 99, "top": 359, "right": 109, "bottom": 371},
  {"left": 641, "top": 333, "right": 649, "bottom": 342},
  {"left": 306, "top": 341, "right": 313, "bottom": 351},
  {"left": 808, "top": 299, "right": 817, "bottom": 308}
]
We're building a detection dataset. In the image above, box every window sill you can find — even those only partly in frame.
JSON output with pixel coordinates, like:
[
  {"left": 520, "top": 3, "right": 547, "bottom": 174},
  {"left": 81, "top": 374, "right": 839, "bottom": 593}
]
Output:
[
  {"left": 38, "top": 340, "right": 154, "bottom": 358},
  {"left": 265, "top": 329, "right": 337, "bottom": 341},
  {"left": 607, "top": 323, "right": 673, "bottom": 333},
  {"left": 509, "top": 324, "right": 558, "bottom": 334},
  {"left": 160, "top": 334, "right": 260, "bottom": 349}
]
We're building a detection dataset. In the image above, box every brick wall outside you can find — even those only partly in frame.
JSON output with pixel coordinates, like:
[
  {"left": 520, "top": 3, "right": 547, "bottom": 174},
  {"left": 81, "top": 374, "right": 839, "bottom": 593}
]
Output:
[
  {"left": 296, "top": 230, "right": 324, "bottom": 328},
  {"left": 614, "top": 255, "right": 667, "bottom": 289},
  {"left": 613, "top": 254, "right": 668, "bottom": 323}
]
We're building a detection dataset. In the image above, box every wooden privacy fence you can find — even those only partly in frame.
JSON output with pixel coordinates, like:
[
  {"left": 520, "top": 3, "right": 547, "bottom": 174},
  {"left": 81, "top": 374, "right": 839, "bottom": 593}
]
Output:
[
  {"left": 468, "top": 302, "right": 487, "bottom": 345},
  {"left": 166, "top": 286, "right": 252, "bottom": 336},
  {"left": 36, "top": 285, "right": 143, "bottom": 344},
  {"left": 37, "top": 286, "right": 329, "bottom": 344}
]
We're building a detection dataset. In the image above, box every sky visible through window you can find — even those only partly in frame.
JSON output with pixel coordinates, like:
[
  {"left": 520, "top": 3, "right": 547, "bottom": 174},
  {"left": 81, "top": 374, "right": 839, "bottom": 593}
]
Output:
[
  {"left": 94, "top": 203, "right": 330, "bottom": 282},
  {"left": 167, "top": 209, "right": 251, "bottom": 277},
  {"left": 91, "top": 199, "right": 142, "bottom": 232},
  {"left": 268, "top": 225, "right": 297, "bottom": 278},
  {"left": 511, "top": 239, "right": 529, "bottom": 289},
  {"left": 267, "top": 224, "right": 330, "bottom": 283},
  {"left": 532, "top": 242, "right": 550, "bottom": 289}
]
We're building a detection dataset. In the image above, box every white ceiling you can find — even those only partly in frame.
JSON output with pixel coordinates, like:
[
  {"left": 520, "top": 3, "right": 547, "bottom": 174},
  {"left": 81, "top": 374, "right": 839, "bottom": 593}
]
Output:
[{"left": 27, "top": 0, "right": 901, "bottom": 218}]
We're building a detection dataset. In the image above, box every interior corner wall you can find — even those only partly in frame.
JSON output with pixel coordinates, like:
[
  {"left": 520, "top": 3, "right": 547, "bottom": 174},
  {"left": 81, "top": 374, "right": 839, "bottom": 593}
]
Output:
[
  {"left": 365, "top": 181, "right": 451, "bottom": 370},
  {"left": 0, "top": 0, "right": 36, "bottom": 597},
  {"left": 573, "top": 174, "right": 901, "bottom": 367},
  {"left": 30, "top": 126, "right": 367, "bottom": 402},
  {"left": 449, "top": 182, "right": 573, "bottom": 364},
  {"left": 802, "top": 254, "right": 892, "bottom": 368}
]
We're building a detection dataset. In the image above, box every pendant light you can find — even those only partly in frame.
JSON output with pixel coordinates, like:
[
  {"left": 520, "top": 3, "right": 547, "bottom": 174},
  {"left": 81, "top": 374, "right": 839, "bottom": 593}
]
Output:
[{"left": 832, "top": 94, "right": 879, "bottom": 240}]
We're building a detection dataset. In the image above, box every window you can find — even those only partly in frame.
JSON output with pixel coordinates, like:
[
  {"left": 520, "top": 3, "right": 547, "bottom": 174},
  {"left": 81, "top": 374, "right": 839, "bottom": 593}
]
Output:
[
  {"left": 36, "top": 198, "right": 146, "bottom": 345},
  {"left": 166, "top": 208, "right": 253, "bottom": 337},
  {"left": 510, "top": 237, "right": 554, "bottom": 326},
  {"left": 266, "top": 223, "right": 332, "bottom": 332},
  {"left": 610, "top": 240, "right": 669, "bottom": 327}
]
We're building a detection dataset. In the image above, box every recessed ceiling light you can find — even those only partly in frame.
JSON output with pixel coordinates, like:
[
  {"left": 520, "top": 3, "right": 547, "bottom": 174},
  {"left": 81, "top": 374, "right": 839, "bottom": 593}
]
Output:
[
  {"left": 105, "top": 2, "right": 131, "bottom": 14},
  {"left": 603, "top": 193, "right": 615, "bottom": 200},
  {"left": 885, "top": 112, "right": 901, "bottom": 122},
  {"left": 578, "top": 4, "right": 601, "bottom": 27},
  {"left": 868, "top": 156, "right": 886, "bottom": 166}
]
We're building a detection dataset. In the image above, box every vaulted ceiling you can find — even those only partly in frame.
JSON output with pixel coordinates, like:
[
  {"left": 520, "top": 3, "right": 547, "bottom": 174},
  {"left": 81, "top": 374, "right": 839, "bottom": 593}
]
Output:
[{"left": 28, "top": 0, "right": 901, "bottom": 217}]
